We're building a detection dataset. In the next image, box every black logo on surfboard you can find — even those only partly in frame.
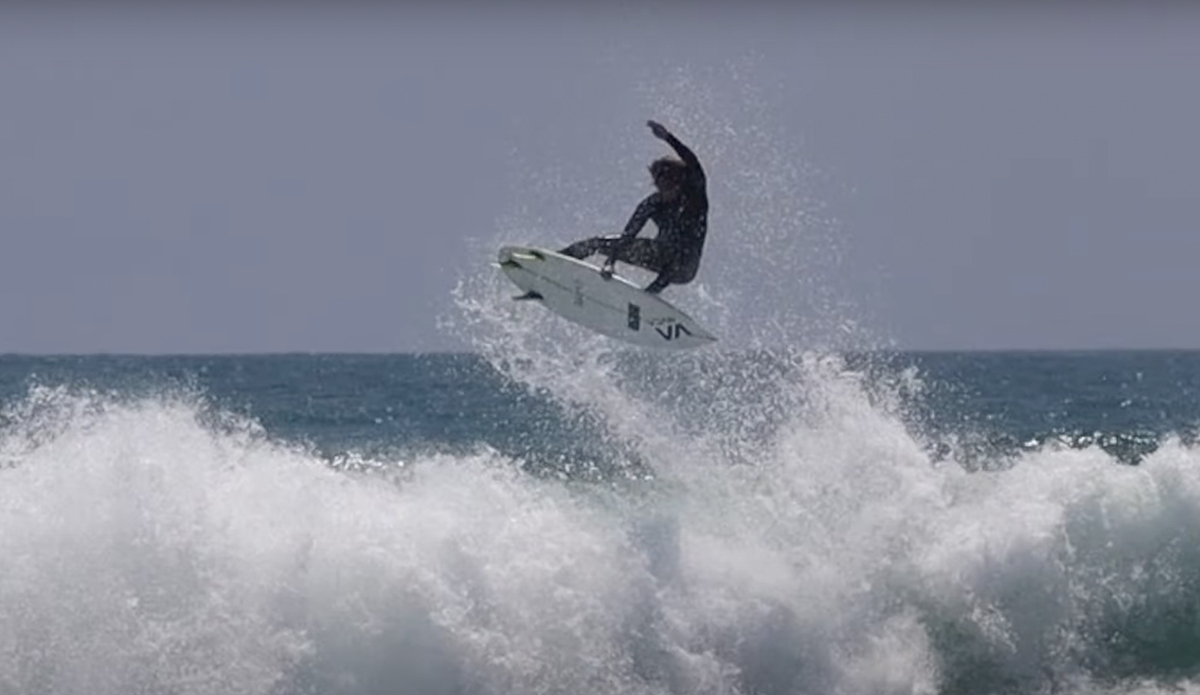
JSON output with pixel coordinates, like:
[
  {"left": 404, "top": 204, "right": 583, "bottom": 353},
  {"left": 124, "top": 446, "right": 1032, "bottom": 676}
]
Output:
[
  {"left": 656, "top": 324, "right": 693, "bottom": 340},
  {"left": 647, "top": 317, "right": 692, "bottom": 341}
]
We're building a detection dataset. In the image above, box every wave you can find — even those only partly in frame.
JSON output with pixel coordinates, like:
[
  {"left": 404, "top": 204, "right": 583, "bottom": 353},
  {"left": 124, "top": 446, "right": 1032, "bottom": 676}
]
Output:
[{"left": 4, "top": 358, "right": 1200, "bottom": 694}]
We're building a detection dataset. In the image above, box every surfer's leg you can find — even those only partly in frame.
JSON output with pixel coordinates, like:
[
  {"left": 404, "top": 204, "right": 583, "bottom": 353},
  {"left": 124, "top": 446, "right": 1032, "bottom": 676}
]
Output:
[
  {"left": 614, "top": 239, "right": 668, "bottom": 274},
  {"left": 559, "top": 236, "right": 618, "bottom": 260},
  {"left": 640, "top": 247, "right": 696, "bottom": 294},
  {"left": 643, "top": 273, "right": 670, "bottom": 294}
]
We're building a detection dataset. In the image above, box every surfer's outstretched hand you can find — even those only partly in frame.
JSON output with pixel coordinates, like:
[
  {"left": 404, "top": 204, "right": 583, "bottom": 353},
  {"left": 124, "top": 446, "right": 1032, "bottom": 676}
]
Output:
[{"left": 647, "top": 120, "right": 670, "bottom": 140}]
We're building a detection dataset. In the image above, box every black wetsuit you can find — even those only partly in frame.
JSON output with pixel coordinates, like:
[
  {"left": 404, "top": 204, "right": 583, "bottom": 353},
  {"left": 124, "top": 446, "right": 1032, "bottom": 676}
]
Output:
[{"left": 559, "top": 132, "right": 708, "bottom": 294}]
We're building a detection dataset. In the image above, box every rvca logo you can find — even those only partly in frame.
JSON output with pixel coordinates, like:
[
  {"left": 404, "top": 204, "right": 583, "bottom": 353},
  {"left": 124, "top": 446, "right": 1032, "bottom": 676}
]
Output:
[
  {"left": 656, "top": 323, "right": 693, "bottom": 340},
  {"left": 647, "top": 317, "right": 693, "bottom": 341}
]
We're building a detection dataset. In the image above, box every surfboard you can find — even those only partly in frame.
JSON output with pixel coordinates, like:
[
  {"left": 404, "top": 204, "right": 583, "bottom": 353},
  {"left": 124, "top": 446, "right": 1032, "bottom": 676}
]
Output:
[{"left": 497, "top": 245, "right": 717, "bottom": 349}]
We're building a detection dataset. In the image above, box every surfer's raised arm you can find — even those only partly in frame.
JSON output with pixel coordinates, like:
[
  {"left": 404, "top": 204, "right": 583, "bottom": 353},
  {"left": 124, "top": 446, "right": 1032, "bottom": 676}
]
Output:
[{"left": 647, "top": 120, "right": 703, "bottom": 177}]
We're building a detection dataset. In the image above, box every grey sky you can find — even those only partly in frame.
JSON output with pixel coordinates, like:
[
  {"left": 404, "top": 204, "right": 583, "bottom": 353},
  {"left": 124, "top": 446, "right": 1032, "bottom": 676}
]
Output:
[{"left": 2, "top": 5, "right": 1198, "bottom": 353}]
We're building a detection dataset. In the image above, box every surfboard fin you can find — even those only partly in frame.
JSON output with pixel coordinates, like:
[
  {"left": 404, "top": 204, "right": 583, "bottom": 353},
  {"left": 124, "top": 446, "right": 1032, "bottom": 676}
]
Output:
[
  {"left": 512, "top": 290, "right": 543, "bottom": 301},
  {"left": 499, "top": 259, "right": 522, "bottom": 269}
]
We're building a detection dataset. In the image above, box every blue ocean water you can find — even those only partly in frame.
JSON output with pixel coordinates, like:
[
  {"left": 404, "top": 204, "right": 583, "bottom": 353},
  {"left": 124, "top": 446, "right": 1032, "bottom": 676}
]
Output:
[{"left": 3, "top": 347, "right": 1200, "bottom": 695}]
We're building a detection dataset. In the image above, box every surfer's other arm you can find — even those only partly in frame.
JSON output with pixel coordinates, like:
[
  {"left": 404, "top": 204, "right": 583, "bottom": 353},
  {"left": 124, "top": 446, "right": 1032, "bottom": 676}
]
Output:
[{"left": 601, "top": 195, "right": 657, "bottom": 271}]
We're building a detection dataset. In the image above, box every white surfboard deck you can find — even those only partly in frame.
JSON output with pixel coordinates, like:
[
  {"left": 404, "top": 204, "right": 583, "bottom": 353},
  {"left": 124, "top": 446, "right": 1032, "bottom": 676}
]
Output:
[{"left": 497, "top": 245, "right": 717, "bottom": 350}]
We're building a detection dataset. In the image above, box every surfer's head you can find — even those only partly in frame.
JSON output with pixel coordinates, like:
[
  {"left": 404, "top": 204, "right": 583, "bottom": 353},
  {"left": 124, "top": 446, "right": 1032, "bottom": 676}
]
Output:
[{"left": 649, "top": 157, "right": 685, "bottom": 199}]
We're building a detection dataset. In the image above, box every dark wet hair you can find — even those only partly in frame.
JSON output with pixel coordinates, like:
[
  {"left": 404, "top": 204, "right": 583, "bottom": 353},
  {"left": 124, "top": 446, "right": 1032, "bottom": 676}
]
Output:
[{"left": 649, "top": 157, "right": 685, "bottom": 183}]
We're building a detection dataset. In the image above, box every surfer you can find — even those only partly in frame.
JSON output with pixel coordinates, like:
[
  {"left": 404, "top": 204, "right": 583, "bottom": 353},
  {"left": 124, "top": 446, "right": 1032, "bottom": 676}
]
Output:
[{"left": 558, "top": 120, "right": 709, "bottom": 295}]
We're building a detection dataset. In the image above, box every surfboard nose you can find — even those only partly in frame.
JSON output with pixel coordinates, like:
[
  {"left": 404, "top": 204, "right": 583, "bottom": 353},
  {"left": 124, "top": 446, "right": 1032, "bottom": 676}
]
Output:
[{"left": 498, "top": 246, "right": 545, "bottom": 267}]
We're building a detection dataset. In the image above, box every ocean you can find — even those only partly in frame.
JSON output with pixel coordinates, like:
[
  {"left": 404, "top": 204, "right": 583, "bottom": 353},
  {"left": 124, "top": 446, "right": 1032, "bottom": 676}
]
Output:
[{"left": 3, "top": 347, "right": 1200, "bottom": 695}]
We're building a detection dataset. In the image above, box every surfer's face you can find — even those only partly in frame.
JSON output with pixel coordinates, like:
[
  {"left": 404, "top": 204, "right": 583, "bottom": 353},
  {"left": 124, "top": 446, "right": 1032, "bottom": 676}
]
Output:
[{"left": 654, "top": 174, "right": 682, "bottom": 200}]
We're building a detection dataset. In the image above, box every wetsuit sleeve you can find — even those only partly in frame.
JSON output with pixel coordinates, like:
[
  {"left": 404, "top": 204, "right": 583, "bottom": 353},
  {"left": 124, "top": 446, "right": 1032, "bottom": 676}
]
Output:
[
  {"left": 606, "top": 194, "right": 658, "bottom": 265},
  {"left": 623, "top": 195, "right": 657, "bottom": 236},
  {"left": 660, "top": 132, "right": 705, "bottom": 181}
]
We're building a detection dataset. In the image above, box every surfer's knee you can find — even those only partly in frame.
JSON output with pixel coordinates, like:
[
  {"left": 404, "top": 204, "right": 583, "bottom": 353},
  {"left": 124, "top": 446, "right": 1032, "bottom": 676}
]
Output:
[{"left": 671, "top": 263, "right": 699, "bottom": 284}]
